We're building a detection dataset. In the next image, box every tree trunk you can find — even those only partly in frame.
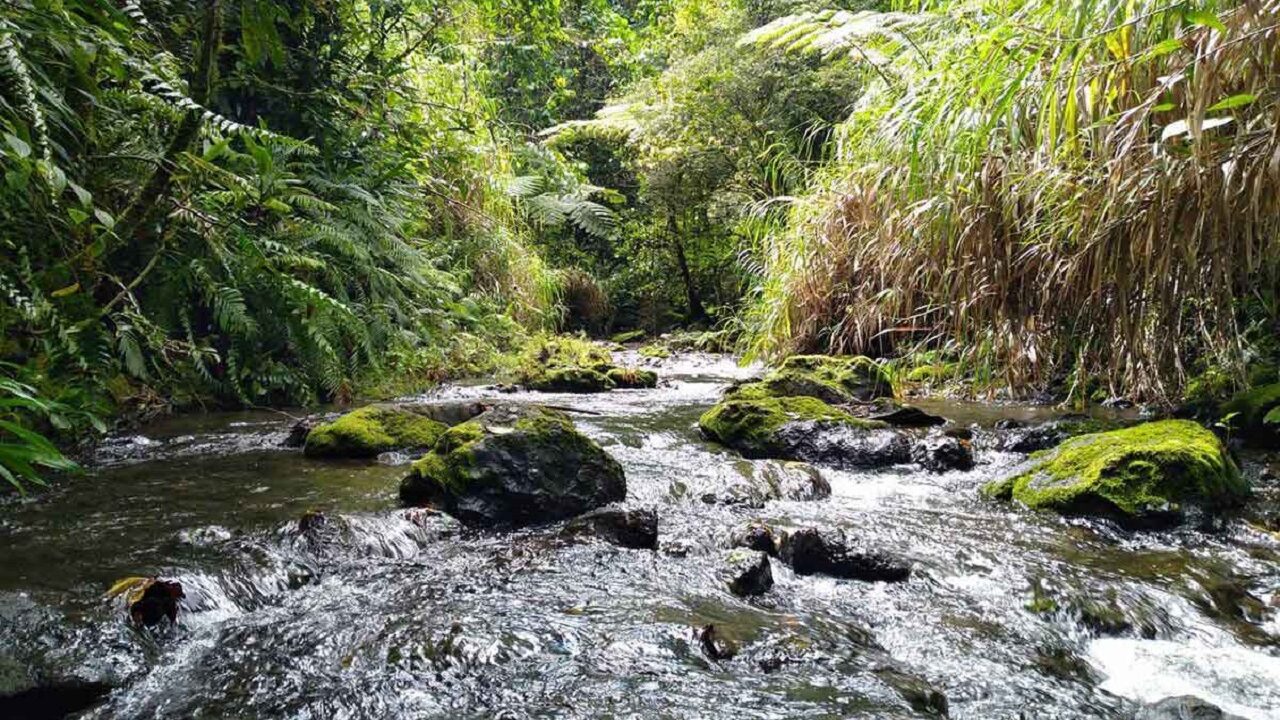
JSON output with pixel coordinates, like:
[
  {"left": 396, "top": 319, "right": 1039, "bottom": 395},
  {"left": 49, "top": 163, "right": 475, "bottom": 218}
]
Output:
[{"left": 668, "top": 214, "right": 706, "bottom": 322}]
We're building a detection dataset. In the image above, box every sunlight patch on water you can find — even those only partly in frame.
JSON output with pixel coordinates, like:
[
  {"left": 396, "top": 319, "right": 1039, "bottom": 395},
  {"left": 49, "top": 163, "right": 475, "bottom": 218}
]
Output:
[{"left": 1087, "top": 638, "right": 1280, "bottom": 719}]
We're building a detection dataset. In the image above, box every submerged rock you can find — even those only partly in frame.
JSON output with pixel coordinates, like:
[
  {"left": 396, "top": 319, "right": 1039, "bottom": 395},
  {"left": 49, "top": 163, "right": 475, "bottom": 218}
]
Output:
[
  {"left": 729, "top": 354, "right": 892, "bottom": 405},
  {"left": 982, "top": 420, "right": 1248, "bottom": 526},
  {"left": 0, "top": 681, "right": 112, "bottom": 720},
  {"left": 1135, "top": 696, "right": 1245, "bottom": 720},
  {"left": 1222, "top": 382, "right": 1280, "bottom": 448},
  {"left": 720, "top": 550, "right": 774, "bottom": 597},
  {"left": 707, "top": 459, "right": 831, "bottom": 506},
  {"left": 911, "top": 434, "right": 975, "bottom": 472},
  {"left": 303, "top": 405, "right": 449, "bottom": 458},
  {"left": 605, "top": 367, "right": 658, "bottom": 389},
  {"left": 400, "top": 404, "right": 625, "bottom": 527},
  {"left": 699, "top": 396, "right": 905, "bottom": 468},
  {"left": 563, "top": 506, "right": 658, "bottom": 549},
  {"left": 868, "top": 404, "right": 947, "bottom": 427},
  {"left": 874, "top": 665, "right": 949, "bottom": 717},
  {"left": 778, "top": 527, "right": 910, "bottom": 582},
  {"left": 989, "top": 415, "right": 1126, "bottom": 454}
]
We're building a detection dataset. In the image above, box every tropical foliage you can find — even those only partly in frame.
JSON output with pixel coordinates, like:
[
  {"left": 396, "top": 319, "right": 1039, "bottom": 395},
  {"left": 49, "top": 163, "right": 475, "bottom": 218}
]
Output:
[{"left": 739, "top": 0, "right": 1280, "bottom": 400}]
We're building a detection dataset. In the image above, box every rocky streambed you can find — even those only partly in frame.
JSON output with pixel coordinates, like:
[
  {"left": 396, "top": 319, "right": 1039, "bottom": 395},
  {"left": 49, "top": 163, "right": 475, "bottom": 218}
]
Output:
[{"left": 2, "top": 351, "right": 1279, "bottom": 719}]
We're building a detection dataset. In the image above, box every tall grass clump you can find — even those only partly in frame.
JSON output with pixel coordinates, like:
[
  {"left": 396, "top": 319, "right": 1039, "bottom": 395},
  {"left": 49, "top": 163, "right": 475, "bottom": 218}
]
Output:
[{"left": 742, "top": 0, "right": 1280, "bottom": 400}]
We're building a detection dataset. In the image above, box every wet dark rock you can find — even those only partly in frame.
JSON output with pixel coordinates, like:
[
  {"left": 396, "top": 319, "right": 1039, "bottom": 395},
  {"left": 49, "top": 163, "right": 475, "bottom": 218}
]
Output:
[
  {"left": 563, "top": 506, "right": 658, "bottom": 550},
  {"left": 697, "top": 624, "right": 737, "bottom": 661},
  {"left": 720, "top": 550, "right": 774, "bottom": 597},
  {"left": 297, "top": 510, "right": 327, "bottom": 533},
  {"left": 661, "top": 540, "right": 693, "bottom": 558},
  {"left": 990, "top": 415, "right": 1126, "bottom": 454},
  {"left": 1135, "top": 696, "right": 1246, "bottom": 720},
  {"left": 129, "top": 579, "right": 185, "bottom": 627},
  {"left": 874, "top": 666, "right": 949, "bottom": 717},
  {"left": 779, "top": 527, "right": 910, "bottom": 582},
  {"left": 400, "top": 404, "right": 626, "bottom": 528},
  {"left": 943, "top": 426, "right": 974, "bottom": 441},
  {"left": 0, "top": 681, "right": 112, "bottom": 720},
  {"left": 729, "top": 522, "right": 779, "bottom": 556},
  {"left": 911, "top": 434, "right": 975, "bottom": 472},
  {"left": 708, "top": 459, "right": 831, "bottom": 506},
  {"left": 1197, "top": 577, "right": 1269, "bottom": 624},
  {"left": 868, "top": 404, "right": 947, "bottom": 427},
  {"left": 774, "top": 421, "right": 912, "bottom": 469},
  {"left": 1101, "top": 396, "right": 1135, "bottom": 409},
  {"left": 283, "top": 418, "right": 316, "bottom": 448}
]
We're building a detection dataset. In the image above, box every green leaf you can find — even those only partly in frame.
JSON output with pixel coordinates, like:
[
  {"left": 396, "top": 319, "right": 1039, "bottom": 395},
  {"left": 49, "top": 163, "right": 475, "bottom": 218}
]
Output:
[
  {"left": 67, "top": 208, "right": 89, "bottom": 225},
  {"left": 1183, "top": 8, "right": 1227, "bottom": 34},
  {"left": 94, "top": 208, "right": 115, "bottom": 229},
  {"left": 69, "top": 181, "right": 92, "bottom": 207},
  {"left": 1207, "top": 94, "right": 1257, "bottom": 112},
  {"left": 5, "top": 133, "right": 31, "bottom": 158}
]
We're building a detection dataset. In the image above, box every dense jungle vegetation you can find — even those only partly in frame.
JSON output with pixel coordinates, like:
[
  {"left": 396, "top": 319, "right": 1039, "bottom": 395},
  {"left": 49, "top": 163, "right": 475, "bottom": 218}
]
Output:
[{"left": 2, "top": 0, "right": 1278, "bottom": 489}]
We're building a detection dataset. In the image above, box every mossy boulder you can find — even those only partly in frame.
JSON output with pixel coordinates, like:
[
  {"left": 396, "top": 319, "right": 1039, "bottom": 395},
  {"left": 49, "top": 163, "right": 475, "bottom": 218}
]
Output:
[
  {"left": 517, "top": 335, "right": 660, "bottom": 393},
  {"left": 304, "top": 405, "right": 448, "bottom": 458},
  {"left": 727, "top": 354, "right": 891, "bottom": 405},
  {"left": 1221, "top": 382, "right": 1280, "bottom": 448},
  {"left": 610, "top": 329, "right": 646, "bottom": 344},
  {"left": 982, "top": 420, "right": 1247, "bottom": 526},
  {"left": 605, "top": 367, "right": 658, "bottom": 389},
  {"left": 526, "top": 367, "right": 616, "bottom": 393},
  {"left": 637, "top": 343, "right": 671, "bottom": 359},
  {"left": 400, "top": 404, "right": 626, "bottom": 527},
  {"left": 698, "top": 396, "right": 907, "bottom": 467}
]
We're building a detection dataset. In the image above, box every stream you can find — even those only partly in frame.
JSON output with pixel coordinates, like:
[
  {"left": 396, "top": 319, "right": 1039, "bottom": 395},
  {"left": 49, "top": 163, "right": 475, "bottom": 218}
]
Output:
[{"left": 2, "top": 351, "right": 1279, "bottom": 719}]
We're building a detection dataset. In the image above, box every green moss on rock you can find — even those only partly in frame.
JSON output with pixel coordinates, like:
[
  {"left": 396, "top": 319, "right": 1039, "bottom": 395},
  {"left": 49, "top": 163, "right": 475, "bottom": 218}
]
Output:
[
  {"left": 526, "top": 367, "right": 616, "bottom": 393},
  {"left": 637, "top": 344, "right": 671, "bottom": 359},
  {"left": 610, "top": 329, "right": 646, "bottom": 344},
  {"left": 304, "top": 405, "right": 447, "bottom": 458},
  {"left": 606, "top": 367, "right": 658, "bottom": 389},
  {"left": 1222, "top": 382, "right": 1280, "bottom": 448},
  {"left": 400, "top": 404, "right": 626, "bottom": 527},
  {"left": 699, "top": 396, "right": 886, "bottom": 458},
  {"left": 727, "top": 354, "right": 892, "bottom": 404},
  {"left": 983, "top": 420, "right": 1247, "bottom": 525}
]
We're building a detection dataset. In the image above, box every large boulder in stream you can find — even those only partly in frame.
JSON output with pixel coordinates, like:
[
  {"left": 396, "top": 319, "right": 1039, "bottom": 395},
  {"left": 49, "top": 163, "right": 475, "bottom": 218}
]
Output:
[
  {"left": 399, "top": 404, "right": 625, "bottom": 527},
  {"left": 304, "top": 404, "right": 453, "bottom": 458},
  {"left": 699, "top": 396, "right": 909, "bottom": 468},
  {"left": 563, "top": 506, "right": 658, "bottom": 549},
  {"left": 727, "top": 354, "right": 892, "bottom": 405},
  {"left": 982, "top": 420, "right": 1247, "bottom": 526},
  {"left": 779, "top": 527, "right": 911, "bottom": 582},
  {"left": 517, "top": 335, "right": 656, "bottom": 393},
  {"left": 1221, "top": 382, "right": 1280, "bottom": 448},
  {"left": 1135, "top": 696, "right": 1245, "bottom": 720}
]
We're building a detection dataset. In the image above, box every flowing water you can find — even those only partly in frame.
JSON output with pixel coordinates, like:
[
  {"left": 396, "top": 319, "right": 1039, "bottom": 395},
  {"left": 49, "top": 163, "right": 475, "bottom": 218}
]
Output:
[{"left": 2, "top": 352, "right": 1278, "bottom": 719}]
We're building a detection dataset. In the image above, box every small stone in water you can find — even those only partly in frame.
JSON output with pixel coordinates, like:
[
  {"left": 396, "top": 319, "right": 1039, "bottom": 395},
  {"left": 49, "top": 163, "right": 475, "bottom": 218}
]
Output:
[
  {"left": 720, "top": 550, "right": 773, "bottom": 597},
  {"left": 697, "top": 624, "right": 736, "bottom": 661}
]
